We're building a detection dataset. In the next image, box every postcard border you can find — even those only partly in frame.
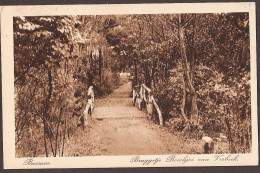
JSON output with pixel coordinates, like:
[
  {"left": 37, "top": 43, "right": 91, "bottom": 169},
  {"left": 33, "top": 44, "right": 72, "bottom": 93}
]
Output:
[{"left": 1, "top": 2, "right": 258, "bottom": 169}]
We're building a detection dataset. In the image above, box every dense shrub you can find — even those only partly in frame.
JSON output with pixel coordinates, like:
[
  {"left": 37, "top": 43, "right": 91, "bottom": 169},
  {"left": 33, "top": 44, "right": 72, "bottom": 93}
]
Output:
[
  {"left": 155, "top": 67, "right": 183, "bottom": 121},
  {"left": 157, "top": 64, "right": 251, "bottom": 153}
]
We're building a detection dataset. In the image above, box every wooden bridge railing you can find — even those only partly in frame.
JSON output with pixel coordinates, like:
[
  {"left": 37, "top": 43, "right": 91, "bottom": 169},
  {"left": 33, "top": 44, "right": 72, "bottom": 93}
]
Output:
[
  {"left": 132, "top": 84, "right": 163, "bottom": 126},
  {"left": 83, "top": 86, "right": 94, "bottom": 126}
]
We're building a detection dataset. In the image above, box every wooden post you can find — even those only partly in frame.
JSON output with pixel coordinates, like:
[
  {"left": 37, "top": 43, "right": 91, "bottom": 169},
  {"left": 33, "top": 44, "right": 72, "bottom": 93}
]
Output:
[
  {"left": 83, "top": 86, "right": 95, "bottom": 128},
  {"left": 151, "top": 96, "right": 163, "bottom": 126},
  {"left": 141, "top": 84, "right": 163, "bottom": 126}
]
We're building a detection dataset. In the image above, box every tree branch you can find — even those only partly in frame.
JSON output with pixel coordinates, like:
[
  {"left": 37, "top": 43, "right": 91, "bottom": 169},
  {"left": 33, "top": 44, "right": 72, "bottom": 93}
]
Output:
[{"left": 182, "top": 16, "right": 194, "bottom": 29}]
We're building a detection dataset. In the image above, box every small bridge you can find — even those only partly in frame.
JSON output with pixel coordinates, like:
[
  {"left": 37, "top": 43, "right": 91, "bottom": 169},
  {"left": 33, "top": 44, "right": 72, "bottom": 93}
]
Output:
[
  {"left": 65, "top": 77, "right": 199, "bottom": 156},
  {"left": 74, "top": 78, "right": 172, "bottom": 155},
  {"left": 82, "top": 79, "right": 163, "bottom": 126}
]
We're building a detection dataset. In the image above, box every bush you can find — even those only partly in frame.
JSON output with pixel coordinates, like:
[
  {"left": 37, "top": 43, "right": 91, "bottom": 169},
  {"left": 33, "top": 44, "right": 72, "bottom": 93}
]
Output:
[
  {"left": 155, "top": 64, "right": 251, "bottom": 153},
  {"left": 155, "top": 67, "right": 183, "bottom": 120}
]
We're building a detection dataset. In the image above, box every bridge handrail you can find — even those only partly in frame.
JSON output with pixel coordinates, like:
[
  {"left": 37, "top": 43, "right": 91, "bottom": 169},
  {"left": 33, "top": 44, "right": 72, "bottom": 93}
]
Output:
[
  {"left": 133, "top": 84, "right": 163, "bottom": 126},
  {"left": 83, "top": 86, "right": 94, "bottom": 126}
]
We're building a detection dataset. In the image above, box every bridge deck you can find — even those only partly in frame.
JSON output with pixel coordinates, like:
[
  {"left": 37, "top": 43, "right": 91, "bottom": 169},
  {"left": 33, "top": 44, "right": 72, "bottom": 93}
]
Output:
[{"left": 92, "top": 83, "right": 146, "bottom": 119}]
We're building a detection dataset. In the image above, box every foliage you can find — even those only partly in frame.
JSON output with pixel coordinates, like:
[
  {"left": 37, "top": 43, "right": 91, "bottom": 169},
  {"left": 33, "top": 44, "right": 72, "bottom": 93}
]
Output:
[
  {"left": 14, "top": 12, "right": 251, "bottom": 156},
  {"left": 14, "top": 15, "right": 120, "bottom": 157},
  {"left": 104, "top": 13, "right": 251, "bottom": 153}
]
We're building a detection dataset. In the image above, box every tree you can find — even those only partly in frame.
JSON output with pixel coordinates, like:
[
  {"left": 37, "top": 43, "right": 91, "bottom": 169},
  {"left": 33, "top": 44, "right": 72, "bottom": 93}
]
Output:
[
  {"left": 178, "top": 14, "right": 199, "bottom": 127},
  {"left": 14, "top": 16, "right": 86, "bottom": 157}
]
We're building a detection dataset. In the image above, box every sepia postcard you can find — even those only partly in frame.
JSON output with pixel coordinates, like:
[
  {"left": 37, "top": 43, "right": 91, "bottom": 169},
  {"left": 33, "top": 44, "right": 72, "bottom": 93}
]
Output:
[{"left": 1, "top": 2, "right": 258, "bottom": 169}]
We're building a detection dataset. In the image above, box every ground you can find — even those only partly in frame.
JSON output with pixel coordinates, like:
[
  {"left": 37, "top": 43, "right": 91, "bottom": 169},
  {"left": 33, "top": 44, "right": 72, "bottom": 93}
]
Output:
[{"left": 64, "top": 77, "right": 229, "bottom": 156}]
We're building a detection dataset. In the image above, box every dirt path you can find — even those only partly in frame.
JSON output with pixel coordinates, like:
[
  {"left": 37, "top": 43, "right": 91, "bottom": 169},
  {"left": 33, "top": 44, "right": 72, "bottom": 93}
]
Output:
[
  {"left": 92, "top": 80, "right": 144, "bottom": 119},
  {"left": 64, "top": 79, "right": 202, "bottom": 156}
]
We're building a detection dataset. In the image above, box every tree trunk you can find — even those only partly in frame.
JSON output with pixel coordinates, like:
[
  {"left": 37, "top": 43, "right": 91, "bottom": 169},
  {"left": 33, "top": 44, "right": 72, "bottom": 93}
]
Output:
[
  {"left": 90, "top": 51, "right": 92, "bottom": 64},
  {"left": 190, "top": 14, "right": 197, "bottom": 82},
  {"left": 99, "top": 49, "right": 102, "bottom": 88},
  {"left": 48, "top": 70, "right": 52, "bottom": 100},
  {"left": 48, "top": 129, "right": 55, "bottom": 156},
  {"left": 178, "top": 14, "right": 199, "bottom": 126},
  {"left": 69, "top": 44, "right": 73, "bottom": 56},
  {"left": 134, "top": 59, "right": 138, "bottom": 86},
  {"left": 165, "top": 62, "right": 168, "bottom": 79},
  {"left": 152, "top": 67, "right": 156, "bottom": 92},
  {"left": 42, "top": 68, "right": 53, "bottom": 157},
  {"left": 144, "top": 65, "right": 152, "bottom": 88},
  {"left": 43, "top": 119, "right": 48, "bottom": 157},
  {"left": 61, "top": 111, "right": 67, "bottom": 157},
  {"left": 90, "top": 50, "right": 93, "bottom": 71},
  {"left": 180, "top": 73, "right": 189, "bottom": 122},
  {"left": 151, "top": 60, "right": 157, "bottom": 92},
  {"left": 47, "top": 69, "right": 55, "bottom": 156},
  {"left": 54, "top": 107, "right": 63, "bottom": 157}
]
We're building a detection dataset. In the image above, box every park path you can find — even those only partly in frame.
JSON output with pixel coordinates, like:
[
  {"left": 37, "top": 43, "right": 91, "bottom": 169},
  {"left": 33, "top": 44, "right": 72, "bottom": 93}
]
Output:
[
  {"left": 64, "top": 78, "right": 198, "bottom": 156},
  {"left": 90, "top": 80, "right": 170, "bottom": 155}
]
